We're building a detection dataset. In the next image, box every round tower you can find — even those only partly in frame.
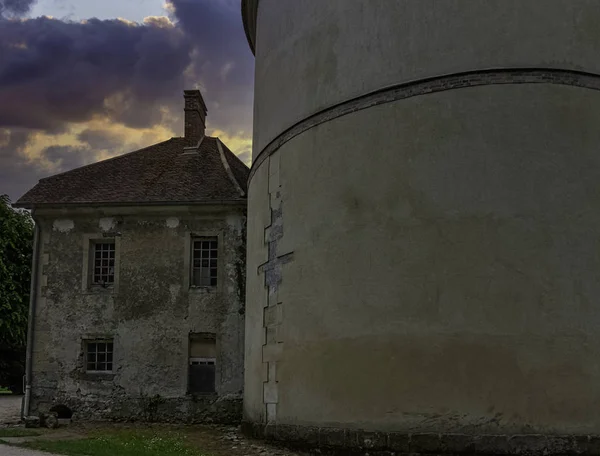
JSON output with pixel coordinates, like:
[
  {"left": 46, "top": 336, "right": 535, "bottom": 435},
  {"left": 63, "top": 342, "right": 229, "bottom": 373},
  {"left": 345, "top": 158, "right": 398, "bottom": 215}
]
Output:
[{"left": 242, "top": 1, "right": 600, "bottom": 452}]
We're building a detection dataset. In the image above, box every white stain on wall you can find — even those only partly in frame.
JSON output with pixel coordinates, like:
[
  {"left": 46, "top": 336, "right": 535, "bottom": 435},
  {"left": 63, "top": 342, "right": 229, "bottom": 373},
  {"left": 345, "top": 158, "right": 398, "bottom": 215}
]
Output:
[
  {"left": 166, "top": 217, "right": 180, "bottom": 228},
  {"left": 52, "top": 219, "right": 74, "bottom": 233},
  {"left": 99, "top": 217, "right": 115, "bottom": 232}
]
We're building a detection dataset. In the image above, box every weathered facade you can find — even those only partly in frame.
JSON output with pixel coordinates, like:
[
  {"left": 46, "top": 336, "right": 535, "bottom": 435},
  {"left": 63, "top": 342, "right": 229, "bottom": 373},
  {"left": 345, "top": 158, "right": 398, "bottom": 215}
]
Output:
[
  {"left": 241, "top": 1, "right": 600, "bottom": 454},
  {"left": 16, "top": 90, "right": 249, "bottom": 423}
]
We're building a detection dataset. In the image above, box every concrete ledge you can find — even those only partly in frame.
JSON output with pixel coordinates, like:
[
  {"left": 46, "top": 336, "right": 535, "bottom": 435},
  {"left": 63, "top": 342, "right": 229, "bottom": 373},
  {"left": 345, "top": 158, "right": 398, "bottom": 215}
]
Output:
[{"left": 242, "top": 422, "right": 600, "bottom": 455}]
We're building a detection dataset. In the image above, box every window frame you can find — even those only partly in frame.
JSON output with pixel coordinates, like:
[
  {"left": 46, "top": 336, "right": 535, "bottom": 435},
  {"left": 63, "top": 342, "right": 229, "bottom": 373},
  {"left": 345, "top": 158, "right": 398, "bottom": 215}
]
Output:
[
  {"left": 91, "top": 241, "right": 116, "bottom": 286},
  {"left": 189, "top": 357, "right": 216, "bottom": 366},
  {"left": 184, "top": 231, "right": 222, "bottom": 291},
  {"left": 82, "top": 234, "right": 121, "bottom": 293},
  {"left": 187, "top": 332, "right": 218, "bottom": 394},
  {"left": 190, "top": 237, "right": 219, "bottom": 288},
  {"left": 84, "top": 338, "right": 114, "bottom": 374}
]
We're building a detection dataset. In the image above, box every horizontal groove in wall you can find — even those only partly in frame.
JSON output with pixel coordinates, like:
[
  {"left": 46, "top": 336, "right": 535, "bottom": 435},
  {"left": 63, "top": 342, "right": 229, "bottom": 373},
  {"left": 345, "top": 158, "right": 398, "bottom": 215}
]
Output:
[{"left": 248, "top": 67, "right": 600, "bottom": 184}]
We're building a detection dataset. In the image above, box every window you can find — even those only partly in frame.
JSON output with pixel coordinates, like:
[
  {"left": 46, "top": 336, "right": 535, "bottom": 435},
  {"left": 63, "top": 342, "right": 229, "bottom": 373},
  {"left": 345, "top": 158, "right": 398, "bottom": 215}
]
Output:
[
  {"left": 188, "top": 333, "right": 216, "bottom": 393},
  {"left": 191, "top": 238, "right": 218, "bottom": 287},
  {"left": 190, "top": 358, "right": 216, "bottom": 366},
  {"left": 85, "top": 340, "right": 113, "bottom": 372},
  {"left": 92, "top": 241, "right": 115, "bottom": 285}
]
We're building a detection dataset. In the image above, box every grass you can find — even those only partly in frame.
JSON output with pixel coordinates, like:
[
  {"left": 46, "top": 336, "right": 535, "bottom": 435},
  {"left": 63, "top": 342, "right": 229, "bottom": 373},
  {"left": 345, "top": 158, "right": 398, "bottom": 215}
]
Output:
[
  {"left": 22, "top": 430, "right": 210, "bottom": 456},
  {"left": 0, "top": 387, "right": 12, "bottom": 395},
  {"left": 0, "top": 429, "right": 41, "bottom": 438}
]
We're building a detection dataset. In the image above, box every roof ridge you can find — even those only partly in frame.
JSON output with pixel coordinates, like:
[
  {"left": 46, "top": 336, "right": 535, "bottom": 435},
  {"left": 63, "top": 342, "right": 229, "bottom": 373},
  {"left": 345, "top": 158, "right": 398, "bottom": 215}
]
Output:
[
  {"left": 215, "top": 138, "right": 246, "bottom": 197},
  {"left": 37, "top": 137, "right": 179, "bottom": 182}
]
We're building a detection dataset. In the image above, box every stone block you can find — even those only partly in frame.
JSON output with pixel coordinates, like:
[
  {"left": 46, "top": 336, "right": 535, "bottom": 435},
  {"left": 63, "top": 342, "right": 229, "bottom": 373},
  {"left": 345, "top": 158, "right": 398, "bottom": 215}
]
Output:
[
  {"left": 24, "top": 416, "right": 40, "bottom": 428},
  {"left": 508, "top": 434, "right": 549, "bottom": 455},
  {"left": 388, "top": 432, "right": 410, "bottom": 452},
  {"left": 263, "top": 381, "right": 278, "bottom": 404},
  {"left": 262, "top": 343, "right": 283, "bottom": 362},
  {"left": 586, "top": 435, "right": 600, "bottom": 455},
  {"left": 473, "top": 434, "right": 510, "bottom": 455},
  {"left": 410, "top": 433, "right": 441, "bottom": 453},
  {"left": 440, "top": 433, "right": 476, "bottom": 453},
  {"left": 266, "top": 403, "right": 277, "bottom": 422},
  {"left": 546, "top": 435, "right": 578, "bottom": 454},
  {"left": 44, "top": 414, "right": 59, "bottom": 429},
  {"left": 319, "top": 427, "right": 347, "bottom": 448},
  {"left": 353, "top": 429, "right": 388, "bottom": 450},
  {"left": 264, "top": 422, "right": 276, "bottom": 438}
]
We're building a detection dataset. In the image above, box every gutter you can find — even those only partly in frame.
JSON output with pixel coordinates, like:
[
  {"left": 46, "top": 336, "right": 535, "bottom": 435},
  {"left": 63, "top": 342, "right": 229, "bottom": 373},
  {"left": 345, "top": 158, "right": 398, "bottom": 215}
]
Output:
[{"left": 22, "top": 217, "right": 40, "bottom": 420}]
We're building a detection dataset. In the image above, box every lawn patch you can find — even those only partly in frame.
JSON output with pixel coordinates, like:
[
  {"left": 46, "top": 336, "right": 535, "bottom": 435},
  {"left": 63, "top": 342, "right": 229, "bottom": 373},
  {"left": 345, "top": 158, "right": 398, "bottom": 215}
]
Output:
[
  {"left": 0, "top": 428, "right": 41, "bottom": 437},
  {"left": 22, "top": 429, "right": 209, "bottom": 456},
  {"left": 0, "top": 387, "right": 12, "bottom": 395}
]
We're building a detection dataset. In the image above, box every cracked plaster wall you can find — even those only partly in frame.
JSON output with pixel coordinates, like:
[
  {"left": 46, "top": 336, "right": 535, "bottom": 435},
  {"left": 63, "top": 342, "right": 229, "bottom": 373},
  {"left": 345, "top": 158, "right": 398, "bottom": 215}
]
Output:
[{"left": 30, "top": 207, "right": 246, "bottom": 422}]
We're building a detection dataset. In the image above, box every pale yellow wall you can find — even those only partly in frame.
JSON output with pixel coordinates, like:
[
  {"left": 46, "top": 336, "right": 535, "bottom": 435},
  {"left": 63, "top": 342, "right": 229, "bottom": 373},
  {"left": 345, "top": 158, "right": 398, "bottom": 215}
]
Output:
[
  {"left": 253, "top": 0, "right": 600, "bottom": 154},
  {"left": 246, "top": 83, "right": 600, "bottom": 434},
  {"left": 245, "top": 0, "right": 600, "bottom": 436}
]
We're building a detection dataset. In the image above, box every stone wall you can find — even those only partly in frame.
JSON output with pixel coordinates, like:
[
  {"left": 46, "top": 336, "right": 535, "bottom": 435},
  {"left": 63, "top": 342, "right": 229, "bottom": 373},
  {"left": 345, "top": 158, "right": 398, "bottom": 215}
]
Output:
[{"left": 29, "top": 205, "right": 246, "bottom": 423}]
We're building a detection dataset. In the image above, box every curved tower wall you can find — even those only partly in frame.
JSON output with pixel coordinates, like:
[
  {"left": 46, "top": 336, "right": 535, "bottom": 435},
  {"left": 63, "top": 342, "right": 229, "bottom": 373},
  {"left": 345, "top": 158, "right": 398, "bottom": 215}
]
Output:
[{"left": 243, "top": 0, "right": 600, "bottom": 447}]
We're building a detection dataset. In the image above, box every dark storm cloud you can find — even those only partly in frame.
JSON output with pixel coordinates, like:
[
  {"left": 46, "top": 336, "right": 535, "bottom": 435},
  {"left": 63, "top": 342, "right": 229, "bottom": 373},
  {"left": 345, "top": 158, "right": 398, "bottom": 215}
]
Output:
[
  {"left": 0, "top": 16, "right": 193, "bottom": 132},
  {"left": 168, "top": 0, "right": 254, "bottom": 135},
  {"left": 0, "top": 0, "right": 35, "bottom": 18},
  {"left": 0, "top": 0, "right": 254, "bottom": 202}
]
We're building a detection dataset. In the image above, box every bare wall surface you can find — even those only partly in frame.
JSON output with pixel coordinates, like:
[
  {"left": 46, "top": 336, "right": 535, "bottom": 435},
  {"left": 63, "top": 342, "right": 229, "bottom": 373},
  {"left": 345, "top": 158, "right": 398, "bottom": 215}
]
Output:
[
  {"left": 252, "top": 0, "right": 600, "bottom": 154},
  {"left": 31, "top": 206, "right": 246, "bottom": 422},
  {"left": 245, "top": 83, "right": 600, "bottom": 435},
  {"left": 243, "top": 0, "right": 600, "bottom": 452}
]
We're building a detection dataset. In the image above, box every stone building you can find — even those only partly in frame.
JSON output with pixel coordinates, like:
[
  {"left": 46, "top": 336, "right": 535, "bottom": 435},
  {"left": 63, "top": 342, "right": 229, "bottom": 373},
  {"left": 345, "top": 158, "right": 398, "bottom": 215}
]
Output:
[
  {"left": 242, "top": 1, "right": 600, "bottom": 453},
  {"left": 15, "top": 90, "right": 249, "bottom": 422}
]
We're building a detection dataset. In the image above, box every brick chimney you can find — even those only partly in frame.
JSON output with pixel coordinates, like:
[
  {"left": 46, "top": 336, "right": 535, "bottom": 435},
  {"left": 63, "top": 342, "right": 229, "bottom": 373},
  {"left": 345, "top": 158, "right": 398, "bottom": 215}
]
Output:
[{"left": 184, "top": 90, "right": 207, "bottom": 144}]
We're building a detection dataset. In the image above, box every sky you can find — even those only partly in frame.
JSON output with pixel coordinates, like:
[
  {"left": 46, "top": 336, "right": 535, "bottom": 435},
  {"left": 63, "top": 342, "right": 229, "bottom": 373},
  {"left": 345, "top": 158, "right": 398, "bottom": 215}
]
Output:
[{"left": 0, "top": 0, "right": 254, "bottom": 202}]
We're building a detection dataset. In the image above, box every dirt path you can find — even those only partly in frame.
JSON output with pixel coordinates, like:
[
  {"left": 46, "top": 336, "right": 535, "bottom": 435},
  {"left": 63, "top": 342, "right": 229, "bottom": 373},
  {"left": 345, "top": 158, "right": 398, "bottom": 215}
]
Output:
[{"left": 0, "top": 396, "right": 22, "bottom": 424}]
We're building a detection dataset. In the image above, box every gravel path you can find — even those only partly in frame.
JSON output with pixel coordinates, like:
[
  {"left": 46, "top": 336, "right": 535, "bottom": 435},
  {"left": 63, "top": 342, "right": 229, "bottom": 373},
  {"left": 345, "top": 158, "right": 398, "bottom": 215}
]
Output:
[
  {"left": 0, "top": 445, "right": 60, "bottom": 456},
  {"left": 0, "top": 396, "right": 22, "bottom": 424}
]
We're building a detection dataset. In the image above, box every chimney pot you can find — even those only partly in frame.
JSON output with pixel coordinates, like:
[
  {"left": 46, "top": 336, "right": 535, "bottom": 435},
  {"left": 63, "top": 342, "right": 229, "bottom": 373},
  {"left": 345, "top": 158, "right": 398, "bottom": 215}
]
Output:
[{"left": 184, "top": 89, "right": 207, "bottom": 145}]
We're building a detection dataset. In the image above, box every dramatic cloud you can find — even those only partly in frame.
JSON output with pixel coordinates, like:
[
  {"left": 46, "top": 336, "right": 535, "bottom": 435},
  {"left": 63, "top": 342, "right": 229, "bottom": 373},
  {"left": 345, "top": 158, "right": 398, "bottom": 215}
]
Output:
[
  {"left": 169, "top": 0, "right": 254, "bottom": 136},
  {"left": 0, "top": 0, "right": 35, "bottom": 18},
  {"left": 0, "top": 16, "right": 193, "bottom": 131},
  {"left": 0, "top": 0, "right": 254, "bottom": 202}
]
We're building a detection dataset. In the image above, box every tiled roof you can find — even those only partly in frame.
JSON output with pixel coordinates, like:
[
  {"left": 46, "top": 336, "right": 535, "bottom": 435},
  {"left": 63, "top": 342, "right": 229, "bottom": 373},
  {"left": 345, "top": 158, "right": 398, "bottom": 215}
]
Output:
[{"left": 15, "top": 136, "right": 250, "bottom": 208}]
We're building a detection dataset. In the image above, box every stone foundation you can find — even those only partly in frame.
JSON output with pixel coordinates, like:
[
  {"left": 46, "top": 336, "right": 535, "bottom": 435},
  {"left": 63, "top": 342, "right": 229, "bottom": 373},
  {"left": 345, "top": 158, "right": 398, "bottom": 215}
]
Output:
[
  {"left": 31, "top": 393, "right": 242, "bottom": 424},
  {"left": 242, "top": 422, "right": 600, "bottom": 455}
]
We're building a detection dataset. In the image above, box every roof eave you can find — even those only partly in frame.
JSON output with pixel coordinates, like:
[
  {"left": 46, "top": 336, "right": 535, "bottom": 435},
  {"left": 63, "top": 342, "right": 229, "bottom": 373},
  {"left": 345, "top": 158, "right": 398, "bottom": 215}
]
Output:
[
  {"left": 241, "top": 0, "right": 258, "bottom": 55},
  {"left": 14, "top": 199, "right": 247, "bottom": 210}
]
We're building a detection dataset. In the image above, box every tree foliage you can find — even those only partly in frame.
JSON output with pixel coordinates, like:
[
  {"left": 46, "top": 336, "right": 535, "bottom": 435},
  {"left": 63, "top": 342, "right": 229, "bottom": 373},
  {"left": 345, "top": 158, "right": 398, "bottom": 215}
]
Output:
[{"left": 0, "top": 194, "right": 33, "bottom": 390}]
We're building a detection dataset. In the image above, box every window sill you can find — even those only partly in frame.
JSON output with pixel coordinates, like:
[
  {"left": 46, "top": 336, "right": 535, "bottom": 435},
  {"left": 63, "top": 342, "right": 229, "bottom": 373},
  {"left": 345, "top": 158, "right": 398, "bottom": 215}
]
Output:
[
  {"left": 83, "top": 286, "right": 116, "bottom": 295},
  {"left": 189, "top": 286, "right": 218, "bottom": 293},
  {"left": 81, "top": 372, "right": 115, "bottom": 381},
  {"left": 186, "top": 391, "right": 217, "bottom": 397}
]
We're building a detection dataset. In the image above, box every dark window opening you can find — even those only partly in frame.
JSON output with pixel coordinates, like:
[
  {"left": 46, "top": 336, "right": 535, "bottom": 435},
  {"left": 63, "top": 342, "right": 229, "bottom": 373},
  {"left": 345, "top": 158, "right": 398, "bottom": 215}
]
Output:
[
  {"left": 85, "top": 339, "right": 114, "bottom": 372},
  {"left": 191, "top": 238, "right": 218, "bottom": 287},
  {"left": 188, "top": 333, "right": 216, "bottom": 393},
  {"left": 92, "top": 242, "right": 115, "bottom": 285}
]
